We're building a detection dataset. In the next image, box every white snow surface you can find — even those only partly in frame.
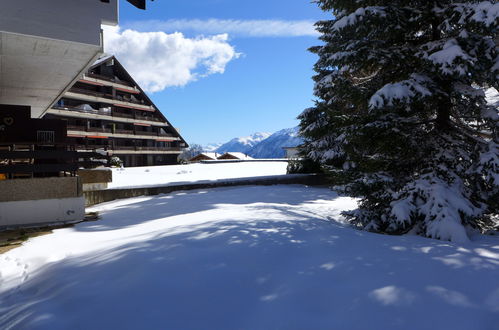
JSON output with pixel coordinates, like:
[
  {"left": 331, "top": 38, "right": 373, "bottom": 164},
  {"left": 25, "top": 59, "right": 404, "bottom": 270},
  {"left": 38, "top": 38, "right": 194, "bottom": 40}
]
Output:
[
  {"left": 108, "top": 161, "right": 288, "bottom": 189},
  {"left": 0, "top": 185, "right": 498, "bottom": 330}
]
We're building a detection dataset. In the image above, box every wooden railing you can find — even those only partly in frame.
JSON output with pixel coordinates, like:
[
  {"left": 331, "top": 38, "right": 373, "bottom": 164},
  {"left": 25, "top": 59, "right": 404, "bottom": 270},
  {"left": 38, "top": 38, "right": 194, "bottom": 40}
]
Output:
[{"left": 0, "top": 143, "right": 109, "bottom": 178}]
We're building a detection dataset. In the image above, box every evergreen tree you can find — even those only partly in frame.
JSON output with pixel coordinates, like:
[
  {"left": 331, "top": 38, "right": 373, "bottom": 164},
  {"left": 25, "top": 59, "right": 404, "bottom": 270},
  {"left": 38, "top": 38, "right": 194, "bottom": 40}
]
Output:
[{"left": 300, "top": 1, "right": 499, "bottom": 242}]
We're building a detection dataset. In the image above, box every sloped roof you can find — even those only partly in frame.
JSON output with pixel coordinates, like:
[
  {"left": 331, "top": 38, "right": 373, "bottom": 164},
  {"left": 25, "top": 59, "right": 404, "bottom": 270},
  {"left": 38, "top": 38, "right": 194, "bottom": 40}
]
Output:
[
  {"left": 218, "top": 152, "right": 253, "bottom": 160},
  {"left": 189, "top": 152, "right": 219, "bottom": 161}
]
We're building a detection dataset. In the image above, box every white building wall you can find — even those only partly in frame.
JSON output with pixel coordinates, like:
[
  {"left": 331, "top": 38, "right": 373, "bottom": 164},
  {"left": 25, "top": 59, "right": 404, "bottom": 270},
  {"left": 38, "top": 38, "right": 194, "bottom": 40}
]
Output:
[
  {"left": 0, "top": 0, "right": 118, "bottom": 46},
  {"left": 0, "top": 197, "right": 85, "bottom": 229}
]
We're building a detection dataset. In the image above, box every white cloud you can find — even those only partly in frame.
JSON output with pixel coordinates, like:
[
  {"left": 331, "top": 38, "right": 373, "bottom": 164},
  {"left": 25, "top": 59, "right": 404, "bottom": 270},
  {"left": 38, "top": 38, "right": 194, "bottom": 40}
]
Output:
[
  {"left": 102, "top": 26, "right": 240, "bottom": 93},
  {"left": 124, "top": 19, "right": 319, "bottom": 38}
]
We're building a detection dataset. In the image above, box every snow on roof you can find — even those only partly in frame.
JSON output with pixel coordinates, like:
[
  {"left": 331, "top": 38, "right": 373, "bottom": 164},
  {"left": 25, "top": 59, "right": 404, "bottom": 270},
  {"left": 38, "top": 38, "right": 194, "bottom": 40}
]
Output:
[
  {"left": 190, "top": 152, "right": 219, "bottom": 160},
  {"left": 220, "top": 152, "right": 254, "bottom": 160}
]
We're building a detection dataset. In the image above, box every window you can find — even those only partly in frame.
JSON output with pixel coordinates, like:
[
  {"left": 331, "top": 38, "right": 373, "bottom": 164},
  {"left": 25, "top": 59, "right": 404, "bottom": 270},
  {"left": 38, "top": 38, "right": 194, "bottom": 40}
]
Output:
[{"left": 37, "top": 131, "right": 55, "bottom": 145}]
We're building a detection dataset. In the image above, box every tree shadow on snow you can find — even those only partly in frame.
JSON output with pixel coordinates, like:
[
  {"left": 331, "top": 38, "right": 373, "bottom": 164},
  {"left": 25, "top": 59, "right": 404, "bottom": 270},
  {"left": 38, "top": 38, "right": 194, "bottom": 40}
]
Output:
[
  {"left": 77, "top": 185, "right": 342, "bottom": 232},
  {"left": 1, "top": 186, "right": 498, "bottom": 329}
]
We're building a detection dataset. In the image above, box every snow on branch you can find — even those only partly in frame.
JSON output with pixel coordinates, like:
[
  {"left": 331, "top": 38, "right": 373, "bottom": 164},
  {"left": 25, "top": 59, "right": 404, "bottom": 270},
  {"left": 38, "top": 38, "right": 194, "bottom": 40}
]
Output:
[
  {"left": 369, "top": 74, "right": 432, "bottom": 109},
  {"left": 427, "top": 39, "right": 474, "bottom": 76},
  {"left": 461, "top": 1, "right": 499, "bottom": 26},
  {"left": 332, "top": 7, "right": 386, "bottom": 31},
  {"left": 390, "top": 175, "right": 482, "bottom": 243}
]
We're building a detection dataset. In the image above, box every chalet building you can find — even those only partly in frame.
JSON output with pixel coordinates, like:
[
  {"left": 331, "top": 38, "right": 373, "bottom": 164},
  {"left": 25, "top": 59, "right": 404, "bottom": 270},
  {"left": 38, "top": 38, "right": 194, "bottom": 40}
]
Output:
[
  {"left": 189, "top": 152, "right": 220, "bottom": 162},
  {"left": 283, "top": 146, "right": 300, "bottom": 159},
  {"left": 217, "top": 152, "right": 253, "bottom": 160},
  {"left": 43, "top": 56, "right": 188, "bottom": 167}
]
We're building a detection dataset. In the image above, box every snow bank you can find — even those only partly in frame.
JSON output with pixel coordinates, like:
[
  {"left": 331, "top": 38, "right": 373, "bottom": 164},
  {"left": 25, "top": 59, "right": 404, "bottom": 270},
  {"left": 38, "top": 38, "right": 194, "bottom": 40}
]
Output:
[{"left": 0, "top": 185, "right": 498, "bottom": 329}]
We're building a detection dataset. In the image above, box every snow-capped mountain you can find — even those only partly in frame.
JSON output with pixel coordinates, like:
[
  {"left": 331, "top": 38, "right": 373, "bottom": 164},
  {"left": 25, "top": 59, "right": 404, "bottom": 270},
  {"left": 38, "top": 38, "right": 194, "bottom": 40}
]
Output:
[
  {"left": 203, "top": 143, "right": 223, "bottom": 152},
  {"left": 216, "top": 132, "right": 271, "bottom": 154},
  {"left": 247, "top": 127, "right": 303, "bottom": 158}
]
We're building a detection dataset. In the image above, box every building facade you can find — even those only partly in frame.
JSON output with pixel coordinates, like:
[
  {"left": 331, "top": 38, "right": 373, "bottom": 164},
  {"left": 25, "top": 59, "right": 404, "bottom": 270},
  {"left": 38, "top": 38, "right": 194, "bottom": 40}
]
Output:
[{"left": 43, "top": 56, "right": 188, "bottom": 167}]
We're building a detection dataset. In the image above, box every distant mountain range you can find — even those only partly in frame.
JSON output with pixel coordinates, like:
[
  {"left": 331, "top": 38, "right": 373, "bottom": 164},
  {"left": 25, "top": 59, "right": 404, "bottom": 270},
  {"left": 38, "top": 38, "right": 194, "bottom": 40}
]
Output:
[
  {"left": 203, "top": 127, "right": 303, "bottom": 159},
  {"left": 203, "top": 143, "right": 223, "bottom": 152},
  {"left": 215, "top": 132, "right": 272, "bottom": 154}
]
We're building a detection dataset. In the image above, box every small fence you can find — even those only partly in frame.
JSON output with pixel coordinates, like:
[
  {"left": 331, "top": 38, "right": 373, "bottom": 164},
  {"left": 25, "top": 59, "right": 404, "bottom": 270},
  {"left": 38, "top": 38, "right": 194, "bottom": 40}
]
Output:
[{"left": 0, "top": 143, "right": 109, "bottom": 179}]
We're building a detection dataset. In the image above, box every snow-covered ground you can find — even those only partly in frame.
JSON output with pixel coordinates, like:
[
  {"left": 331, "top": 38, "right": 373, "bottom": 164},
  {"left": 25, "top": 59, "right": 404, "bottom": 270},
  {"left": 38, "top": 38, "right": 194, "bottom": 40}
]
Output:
[
  {"left": 1, "top": 185, "right": 498, "bottom": 329},
  {"left": 109, "top": 161, "right": 289, "bottom": 189}
]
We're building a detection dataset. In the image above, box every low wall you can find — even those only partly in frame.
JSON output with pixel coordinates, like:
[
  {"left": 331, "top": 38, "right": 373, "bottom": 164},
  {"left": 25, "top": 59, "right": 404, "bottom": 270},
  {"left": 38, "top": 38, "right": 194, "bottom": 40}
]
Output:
[
  {"left": 0, "top": 197, "right": 85, "bottom": 229},
  {"left": 78, "top": 169, "right": 113, "bottom": 191},
  {"left": 84, "top": 174, "right": 326, "bottom": 207},
  {"left": 0, "top": 177, "right": 81, "bottom": 202},
  {"left": 0, "top": 177, "right": 84, "bottom": 229},
  {"left": 78, "top": 169, "right": 112, "bottom": 184},
  {"left": 200, "top": 159, "right": 289, "bottom": 164}
]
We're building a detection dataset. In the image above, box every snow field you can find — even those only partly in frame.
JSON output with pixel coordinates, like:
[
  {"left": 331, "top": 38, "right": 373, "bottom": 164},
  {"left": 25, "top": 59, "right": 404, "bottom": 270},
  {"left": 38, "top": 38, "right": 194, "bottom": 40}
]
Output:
[
  {"left": 108, "top": 161, "right": 289, "bottom": 189},
  {"left": 0, "top": 185, "right": 498, "bottom": 329}
]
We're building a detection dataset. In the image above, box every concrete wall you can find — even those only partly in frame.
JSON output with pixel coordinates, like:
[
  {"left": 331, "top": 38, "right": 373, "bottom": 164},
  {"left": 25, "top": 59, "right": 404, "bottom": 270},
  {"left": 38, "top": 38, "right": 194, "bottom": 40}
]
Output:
[
  {"left": 84, "top": 174, "right": 327, "bottom": 206},
  {"left": 0, "top": 177, "right": 81, "bottom": 202},
  {"left": 0, "top": 197, "right": 85, "bottom": 229},
  {"left": 78, "top": 169, "right": 112, "bottom": 184},
  {"left": 0, "top": 0, "right": 118, "bottom": 45},
  {"left": 0, "top": 177, "right": 84, "bottom": 229}
]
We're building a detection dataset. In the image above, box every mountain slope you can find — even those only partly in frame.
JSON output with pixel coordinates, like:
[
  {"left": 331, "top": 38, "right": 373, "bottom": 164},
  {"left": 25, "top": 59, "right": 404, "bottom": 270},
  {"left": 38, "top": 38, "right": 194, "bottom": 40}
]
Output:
[
  {"left": 216, "top": 132, "right": 271, "bottom": 154},
  {"left": 247, "top": 127, "right": 303, "bottom": 158}
]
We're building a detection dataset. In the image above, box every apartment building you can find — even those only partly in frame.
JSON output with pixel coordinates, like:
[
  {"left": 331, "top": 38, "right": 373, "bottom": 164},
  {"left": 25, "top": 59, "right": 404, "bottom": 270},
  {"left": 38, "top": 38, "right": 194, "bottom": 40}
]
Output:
[{"left": 43, "top": 56, "right": 188, "bottom": 167}]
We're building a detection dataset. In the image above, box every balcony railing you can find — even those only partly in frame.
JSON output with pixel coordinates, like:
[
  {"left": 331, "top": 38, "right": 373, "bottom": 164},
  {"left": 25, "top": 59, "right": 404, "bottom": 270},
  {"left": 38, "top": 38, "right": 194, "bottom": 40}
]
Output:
[
  {"left": 68, "top": 87, "right": 149, "bottom": 107},
  {"left": 114, "top": 129, "right": 135, "bottom": 135},
  {"left": 67, "top": 125, "right": 88, "bottom": 131},
  {"left": 66, "top": 125, "right": 175, "bottom": 139},
  {"left": 86, "top": 73, "right": 133, "bottom": 87},
  {"left": 87, "top": 127, "right": 112, "bottom": 133},
  {"left": 53, "top": 106, "right": 162, "bottom": 122},
  {"left": 135, "top": 131, "right": 158, "bottom": 136},
  {"left": 68, "top": 87, "right": 114, "bottom": 100},
  {"left": 76, "top": 145, "right": 181, "bottom": 152}
]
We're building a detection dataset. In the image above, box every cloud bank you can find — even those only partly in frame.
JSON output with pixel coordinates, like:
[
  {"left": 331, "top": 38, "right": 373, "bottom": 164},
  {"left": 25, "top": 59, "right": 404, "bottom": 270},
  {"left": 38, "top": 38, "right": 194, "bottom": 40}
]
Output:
[
  {"left": 124, "top": 19, "right": 319, "bottom": 38},
  {"left": 103, "top": 26, "right": 240, "bottom": 93}
]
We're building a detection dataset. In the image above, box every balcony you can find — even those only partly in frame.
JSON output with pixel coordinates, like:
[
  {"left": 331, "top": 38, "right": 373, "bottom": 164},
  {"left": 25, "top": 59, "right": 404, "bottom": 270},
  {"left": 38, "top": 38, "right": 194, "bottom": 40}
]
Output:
[
  {"left": 66, "top": 126, "right": 179, "bottom": 141},
  {"left": 67, "top": 125, "right": 88, "bottom": 131},
  {"left": 84, "top": 145, "right": 182, "bottom": 153},
  {"left": 65, "top": 89, "right": 155, "bottom": 112},
  {"left": 51, "top": 106, "right": 164, "bottom": 124},
  {"left": 114, "top": 129, "right": 135, "bottom": 135},
  {"left": 86, "top": 73, "right": 133, "bottom": 87},
  {"left": 87, "top": 127, "right": 112, "bottom": 134},
  {"left": 135, "top": 131, "right": 158, "bottom": 137},
  {"left": 69, "top": 87, "right": 114, "bottom": 101}
]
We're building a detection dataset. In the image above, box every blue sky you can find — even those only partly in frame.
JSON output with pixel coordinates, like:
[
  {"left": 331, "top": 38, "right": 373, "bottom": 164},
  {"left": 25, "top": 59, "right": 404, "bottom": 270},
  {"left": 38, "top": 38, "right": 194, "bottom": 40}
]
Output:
[{"left": 115, "top": 0, "right": 329, "bottom": 145}]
